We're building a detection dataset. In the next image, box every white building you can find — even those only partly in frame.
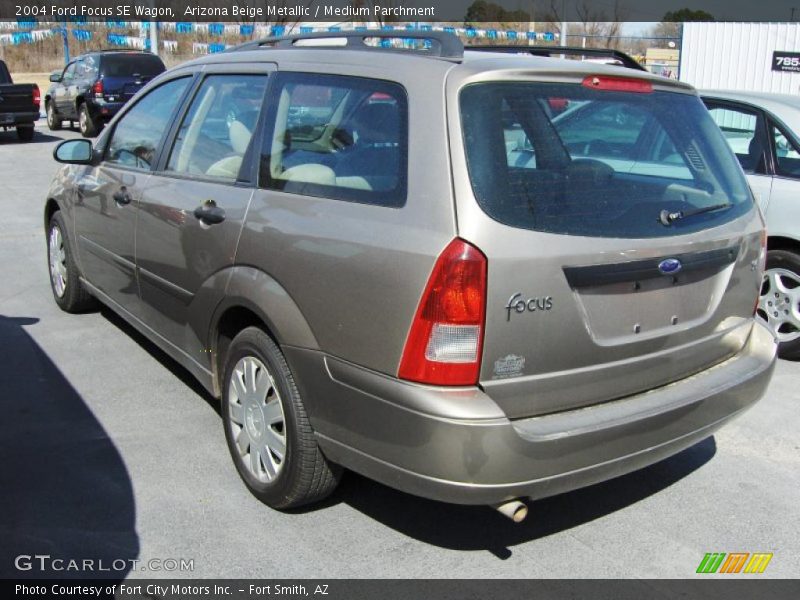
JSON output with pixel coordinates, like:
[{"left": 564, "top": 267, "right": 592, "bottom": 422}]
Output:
[{"left": 680, "top": 22, "right": 800, "bottom": 93}]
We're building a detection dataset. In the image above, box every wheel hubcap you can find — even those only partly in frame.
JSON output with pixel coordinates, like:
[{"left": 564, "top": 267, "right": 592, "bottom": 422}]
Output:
[
  {"left": 48, "top": 225, "right": 67, "bottom": 298},
  {"left": 79, "top": 110, "right": 87, "bottom": 131},
  {"left": 757, "top": 267, "right": 800, "bottom": 342},
  {"left": 228, "top": 356, "right": 286, "bottom": 483}
]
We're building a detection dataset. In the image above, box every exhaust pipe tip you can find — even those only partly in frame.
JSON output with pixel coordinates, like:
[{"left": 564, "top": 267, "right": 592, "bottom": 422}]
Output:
[{"left": 492, "top": 499, "right": 528, "bottom": 523}]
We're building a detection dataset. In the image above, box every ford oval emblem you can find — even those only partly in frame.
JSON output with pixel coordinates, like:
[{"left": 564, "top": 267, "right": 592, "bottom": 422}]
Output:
[{"left": 658, "top": 258, "right": 682, "bottom": 275}]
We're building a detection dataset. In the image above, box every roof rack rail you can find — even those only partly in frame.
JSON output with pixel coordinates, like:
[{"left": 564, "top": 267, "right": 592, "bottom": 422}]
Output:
[
  {"left": 227, "top": 30, "right": 464, "bottom": 60},
  {"left": 466, "top": 45, "right": 647, "bottom": 72},
  {"left": 90, "top": 48, "right": 153, "bottom": 54}
]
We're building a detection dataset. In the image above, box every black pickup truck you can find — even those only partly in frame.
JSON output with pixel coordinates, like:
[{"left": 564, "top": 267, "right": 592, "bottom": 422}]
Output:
[{"left": 0, "top": 60, "right": 40, "bottom": 142}]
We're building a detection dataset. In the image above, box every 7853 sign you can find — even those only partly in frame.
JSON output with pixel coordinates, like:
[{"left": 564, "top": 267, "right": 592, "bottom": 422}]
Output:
[{"left": 773, "top": 51, "right": 800, "bottom": 72}]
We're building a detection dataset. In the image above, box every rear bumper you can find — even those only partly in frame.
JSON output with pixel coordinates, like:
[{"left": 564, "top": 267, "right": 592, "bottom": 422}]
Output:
[
  {"left": 86, "top": 100, "right": 124, "bottom": 121},
  {"left": 287, "top": 321, "right": 777, "bottom": 505},
  {"left": 0, "top": 111, "right": 39, "bottom": 126}
]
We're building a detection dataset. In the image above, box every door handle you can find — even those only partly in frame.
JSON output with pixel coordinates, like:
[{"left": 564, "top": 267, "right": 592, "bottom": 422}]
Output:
[
  {"left": 193, "top": 200, "right": 225, "bottom": 225},
  {"left": 113, "top": 187, "right": 132, "bottom": 206}
]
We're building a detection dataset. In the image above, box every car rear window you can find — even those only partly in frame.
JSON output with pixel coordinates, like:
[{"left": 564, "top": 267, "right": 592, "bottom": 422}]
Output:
[
  {"left": 100, "top": 54, "right": 165, "bottom": 78},
  {"left": 460, "top": 82, "right": 753, "bottom": 238}
]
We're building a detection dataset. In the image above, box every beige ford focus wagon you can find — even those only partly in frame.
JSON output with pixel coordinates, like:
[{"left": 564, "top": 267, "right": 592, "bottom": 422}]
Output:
[{"left": 45, "top": 32, "right": 776, "bottom": 521}]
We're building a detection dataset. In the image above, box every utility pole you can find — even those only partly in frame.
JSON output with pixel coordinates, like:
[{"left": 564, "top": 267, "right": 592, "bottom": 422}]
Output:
[
  {"left": 61, "top": 22, "right": 70, "bottom": 64},
  {"left": 561, "top": 0, "right": 568, "bottom": 46},
  {"left": 149, "top": 0, "right": 159, "bottom": 55}
]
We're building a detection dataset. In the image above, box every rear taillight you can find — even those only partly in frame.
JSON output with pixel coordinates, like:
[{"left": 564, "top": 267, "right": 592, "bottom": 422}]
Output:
[
  {"left": 32, "top": 85, "right": 40, "bottom": 108},
  {"left": 582, "top": 75, "right": 653, "bottom": 93},
  {"left": 398, "top": 238, "right": 487, "bottom": 386},
  {"left": 92, "top": 79, "right": 103, "bottom": 98}
]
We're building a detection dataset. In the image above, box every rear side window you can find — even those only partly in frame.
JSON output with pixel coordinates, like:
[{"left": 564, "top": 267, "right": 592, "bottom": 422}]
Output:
[
  {"left": 105, "top": 77, "right": 191, "bottom": 170},
  {"left": 167, "top": 74, "right": 268, "bottom": 181},
  {"left": 259, "top": 72, "right": 408, "bottom": 207},
  {"left": 100, "top": 54, "right": 165, "bottom": 78},
  {"left": 460, "top": 82, "right": 753, "bottom": 238}
]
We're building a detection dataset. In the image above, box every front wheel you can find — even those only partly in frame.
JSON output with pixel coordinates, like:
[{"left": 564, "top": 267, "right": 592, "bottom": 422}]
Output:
[
  {"left": 46, "top": 101, "right": 62, "bottom": 130},
  {"left": 221, "top": 327, "right": 341, "bottom": 509},
  {"left": 757, "top": 249, "right": 800, "bottom": 359},
  {"left": 47, "top": 212, "right": 96, "bottom": 313}
]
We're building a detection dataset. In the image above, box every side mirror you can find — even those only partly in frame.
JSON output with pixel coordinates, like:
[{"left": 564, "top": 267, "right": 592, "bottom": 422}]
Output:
[
  {"left": 49, "top": 71, "right": 63, "bottom": 83},
  {"left": 53, "top": 139, "right": 93, "bottom": 164}
]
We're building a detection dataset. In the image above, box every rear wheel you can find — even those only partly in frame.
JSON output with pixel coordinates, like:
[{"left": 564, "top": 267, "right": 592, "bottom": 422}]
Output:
[
  {"left": 16, "top": 126, "right": 34, "bottom": 142},
  {"left": 221, "top": 327, "right": 340, "bottom": 509},
  {"left": 46, "top": 101, "right": 62, "bottom": 130},
  {"left": 757, "top": 249, "right": 800, "bottom": 359},
  {"left": 78, "top": 103, "right": 98, "bottom": 138},
  {"left": 47, "top": 212, "right": 95, "bottom": 313}
]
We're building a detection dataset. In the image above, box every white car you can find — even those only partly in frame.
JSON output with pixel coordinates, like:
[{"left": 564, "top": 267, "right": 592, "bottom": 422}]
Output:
[{"left": 702, "top": 90, "right": 800, "bottom": 358}]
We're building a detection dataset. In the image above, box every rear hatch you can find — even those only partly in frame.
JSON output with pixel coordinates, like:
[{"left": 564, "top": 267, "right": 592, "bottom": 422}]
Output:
[
  {"left": 99, "top": 54, "right": 165, "bottom": 102},
  {"left": 454, "top": 72, "right": 764, "bottom": 419}
]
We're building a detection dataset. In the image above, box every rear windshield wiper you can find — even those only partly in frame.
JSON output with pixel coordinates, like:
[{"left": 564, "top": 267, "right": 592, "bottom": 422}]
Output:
[{"left": 659, "top": 203, "right": 732, "bottom": 226}]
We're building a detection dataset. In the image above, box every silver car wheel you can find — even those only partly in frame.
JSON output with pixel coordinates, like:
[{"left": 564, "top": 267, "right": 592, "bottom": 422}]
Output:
[
  {"left": 78, "top": 108, "right": 87, "bottom": 133},
  {"left": 48, "top": 225, "right": 67, "bottom": 298},
  {"left": 227, "top": 356, "right": 286, "bottom": 483},
  {"left": 758, "top": 267, "right": 800, "bottom": 342}
]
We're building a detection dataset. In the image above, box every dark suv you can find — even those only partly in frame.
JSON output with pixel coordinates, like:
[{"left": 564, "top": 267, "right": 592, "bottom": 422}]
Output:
[{"left": 45, "top": 50, "right": 165, "bottom": 137}]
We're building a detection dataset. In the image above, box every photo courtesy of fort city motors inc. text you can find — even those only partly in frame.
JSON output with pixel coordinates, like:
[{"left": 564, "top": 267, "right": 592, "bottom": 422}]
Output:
[{"left": 0, "top": 0, "right": 799, "bottom": 597}]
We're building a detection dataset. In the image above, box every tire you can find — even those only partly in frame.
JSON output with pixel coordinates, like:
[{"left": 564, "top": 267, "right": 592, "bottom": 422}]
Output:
[
  {"left": 78, "top": 103, "right": 98, "bottom": 138},
  {"left": 46, "top": 101, "right": 62, "bottom": 130},
  {"left": 47, "top": 211, "right": 96, "bottom": 313},
  {"left": 222, "top": 327, "right": 341, "bottom": 509},
  {"left": 757, "top": 248, "right": 800, "bottom": 359},
  {"left": 16, "top": 126, "right": 34, "bottom": 142}
]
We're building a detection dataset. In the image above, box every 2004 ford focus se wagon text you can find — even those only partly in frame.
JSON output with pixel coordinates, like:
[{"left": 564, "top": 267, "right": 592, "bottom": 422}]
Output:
[{"left": 43, "top": 31, "right": 777, "bottom": 521}]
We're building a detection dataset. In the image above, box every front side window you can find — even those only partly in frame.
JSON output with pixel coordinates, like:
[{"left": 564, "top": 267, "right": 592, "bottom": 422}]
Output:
[
  {"left": 259, "top": 73, "right": 408, "bottom": 207},
  {"left": 105, "top": 77, "right": 191, "bottom": 171},
  {"left": 62, "top": 63, "right": 76, "bottom": 82},
  {"left": 770, "top": 121, "right": 800, "bottom": 178},
  {"left": 166, "top": 74, "right": 268, "bottom": 181},
  {"left": 706, "top": 104, "right": 765, "bottom": 174},
  {"left": 461, "top": 82, "right": 753, "bottom": 238}
]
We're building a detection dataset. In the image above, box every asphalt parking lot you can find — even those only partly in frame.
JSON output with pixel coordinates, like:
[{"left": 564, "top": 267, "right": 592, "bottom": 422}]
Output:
[{"left": 0, "top": 122, "right": 798, "bottom": 580}]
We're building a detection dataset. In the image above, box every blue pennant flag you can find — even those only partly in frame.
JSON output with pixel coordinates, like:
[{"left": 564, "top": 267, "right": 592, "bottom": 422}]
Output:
[
  {"left": 240, "top": 25, "right": 254, "bottom": 36},
  {"left": 12, "top": 31, "right": 33, "bottom": 44},
  {"left": 72, "top": 29, "right": 92, "bottom": 41}
]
